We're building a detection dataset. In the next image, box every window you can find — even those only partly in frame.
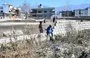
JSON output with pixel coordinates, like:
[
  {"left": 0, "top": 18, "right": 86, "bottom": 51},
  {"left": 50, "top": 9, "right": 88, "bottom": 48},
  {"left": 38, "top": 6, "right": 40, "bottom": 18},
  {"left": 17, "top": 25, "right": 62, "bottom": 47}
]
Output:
[
  {"left": 79, "top": 10, "right": 81, "bottom": 14},
  {"left": 32, "top": 15, "right": 37, "bottom": 17},
  {"left": 32, "top": 9, "right": 37, "bottom": 13},
  {"left": 38, "top": 11, "right": 42, "bottom": 13},
  {"left": 44, "top": 11, "right": 47, "bottom": 13}
]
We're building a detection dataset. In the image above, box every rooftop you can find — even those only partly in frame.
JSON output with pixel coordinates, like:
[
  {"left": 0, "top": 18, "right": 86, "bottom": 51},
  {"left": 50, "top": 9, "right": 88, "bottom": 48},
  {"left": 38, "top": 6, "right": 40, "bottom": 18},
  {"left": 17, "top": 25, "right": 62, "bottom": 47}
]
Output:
[{"left": 32, "top": 7, "right": 55, "bottom": 10}]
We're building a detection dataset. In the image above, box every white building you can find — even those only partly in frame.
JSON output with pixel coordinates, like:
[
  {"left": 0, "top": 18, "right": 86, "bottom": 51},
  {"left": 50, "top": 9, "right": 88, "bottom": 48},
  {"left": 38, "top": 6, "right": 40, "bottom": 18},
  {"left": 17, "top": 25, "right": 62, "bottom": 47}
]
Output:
[
  {"left": 74, "top": 7, "right": 90, "bottom": 16},
  {"left": 88, "top": 7, "right": 90, "bottom": 16}
]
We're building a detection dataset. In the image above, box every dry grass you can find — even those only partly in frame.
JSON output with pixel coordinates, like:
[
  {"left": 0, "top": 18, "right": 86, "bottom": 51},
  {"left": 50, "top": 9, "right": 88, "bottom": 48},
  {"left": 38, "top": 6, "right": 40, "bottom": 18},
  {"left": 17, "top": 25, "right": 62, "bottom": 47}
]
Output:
[
  {"left": 55, "top": 29, "right": 90, "bottom": 46},
  {"left": 0, "top": 38, "right": 38, "bottom": 58},
  {"left": 0, "top": 29, "right": 90, "bottom": 58}
]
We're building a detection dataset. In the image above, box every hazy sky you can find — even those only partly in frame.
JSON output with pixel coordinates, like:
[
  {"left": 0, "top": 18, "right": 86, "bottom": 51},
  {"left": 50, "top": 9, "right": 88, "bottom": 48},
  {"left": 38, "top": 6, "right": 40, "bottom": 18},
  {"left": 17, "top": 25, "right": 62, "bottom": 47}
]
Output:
[
  {"left": 0, "top": 0, "right": 90, "bottom": 7},
  {"left": 0, "top": 0, "right": 90, "bottom": 12}
]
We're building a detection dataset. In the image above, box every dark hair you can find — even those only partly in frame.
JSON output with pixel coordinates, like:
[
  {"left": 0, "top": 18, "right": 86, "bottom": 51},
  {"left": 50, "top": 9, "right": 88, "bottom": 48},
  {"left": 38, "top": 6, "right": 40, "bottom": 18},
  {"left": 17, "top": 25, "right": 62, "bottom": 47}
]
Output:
[
  {"left": 1, "top": 11, "right": 3, "bottom": 13},
  {"left": 49, "top": 25, "right": 52, "bottom": 27},
  {"left": 40, "top": 21, "right": 42, "bottom": 24}
]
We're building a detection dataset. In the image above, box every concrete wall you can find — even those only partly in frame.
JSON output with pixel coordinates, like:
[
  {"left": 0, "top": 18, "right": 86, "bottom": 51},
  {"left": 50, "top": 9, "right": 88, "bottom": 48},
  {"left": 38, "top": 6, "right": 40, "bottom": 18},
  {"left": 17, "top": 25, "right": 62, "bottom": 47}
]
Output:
[
  {"left": 53, "top": 20, "right": 90, "bottom": 35},
  {"left": 0, "top": 20, "right": 90, "bottom": 44}
]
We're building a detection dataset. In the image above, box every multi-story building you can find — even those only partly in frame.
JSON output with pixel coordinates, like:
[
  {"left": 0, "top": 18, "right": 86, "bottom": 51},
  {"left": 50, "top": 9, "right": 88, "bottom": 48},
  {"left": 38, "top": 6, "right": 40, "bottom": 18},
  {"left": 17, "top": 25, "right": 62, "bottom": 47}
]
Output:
[
  {"left": 87, "top": 7, "right": 90, "bottom": 16},
  {"left": 61, "top": 11, "right": 75, "bottom": 17},
  {"left": 30, "top": 7, "right": 55, "bottom": 19},
  {"left": 74, "top": 8, "right": 90, "bottom": 17}
]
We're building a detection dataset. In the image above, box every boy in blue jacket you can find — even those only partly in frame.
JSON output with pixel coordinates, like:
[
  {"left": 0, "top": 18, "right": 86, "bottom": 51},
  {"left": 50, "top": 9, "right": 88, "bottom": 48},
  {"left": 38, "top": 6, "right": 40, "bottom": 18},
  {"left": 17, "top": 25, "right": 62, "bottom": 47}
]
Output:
[{"left": 46, "top": 25, "right": 54, "bottom": 41}]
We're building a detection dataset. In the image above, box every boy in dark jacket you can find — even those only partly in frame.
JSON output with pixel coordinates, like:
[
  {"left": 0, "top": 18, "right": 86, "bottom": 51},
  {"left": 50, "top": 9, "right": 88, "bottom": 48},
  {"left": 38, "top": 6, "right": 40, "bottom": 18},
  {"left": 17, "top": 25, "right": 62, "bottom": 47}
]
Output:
[
  {"left": 46, "top": 25, "right": 54, "bottom": 41},
  {"left": 39, "top": 21, "right": 43, "bottom": 33}
]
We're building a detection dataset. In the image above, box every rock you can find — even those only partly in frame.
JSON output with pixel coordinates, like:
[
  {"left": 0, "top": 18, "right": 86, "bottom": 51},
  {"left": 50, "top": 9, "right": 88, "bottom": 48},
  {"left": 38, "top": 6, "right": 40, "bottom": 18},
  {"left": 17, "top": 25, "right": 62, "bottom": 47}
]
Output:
[{"left": 71, "top": 54, "right": 75, "bottom": 58}]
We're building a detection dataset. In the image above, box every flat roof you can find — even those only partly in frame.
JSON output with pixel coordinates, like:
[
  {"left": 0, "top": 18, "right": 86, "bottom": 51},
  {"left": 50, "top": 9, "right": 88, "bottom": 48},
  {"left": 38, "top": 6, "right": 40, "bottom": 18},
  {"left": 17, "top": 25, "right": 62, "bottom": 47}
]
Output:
[{"left": 31, "top": 7, "right": 55, "bottom": 10}]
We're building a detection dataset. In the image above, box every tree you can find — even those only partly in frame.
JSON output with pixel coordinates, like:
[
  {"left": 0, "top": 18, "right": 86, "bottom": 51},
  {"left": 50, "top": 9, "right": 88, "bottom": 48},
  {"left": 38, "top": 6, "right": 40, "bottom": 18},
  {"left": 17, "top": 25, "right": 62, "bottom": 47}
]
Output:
[
  {"left": 21, "top": 3, "right": 31, "bottom": 14},
  {"left": 21, "top": 3, "right": 31, "bottom": 19}
]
